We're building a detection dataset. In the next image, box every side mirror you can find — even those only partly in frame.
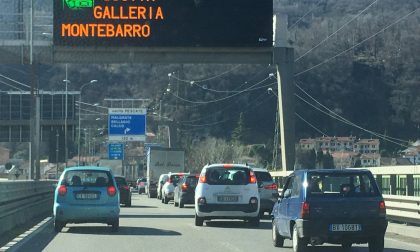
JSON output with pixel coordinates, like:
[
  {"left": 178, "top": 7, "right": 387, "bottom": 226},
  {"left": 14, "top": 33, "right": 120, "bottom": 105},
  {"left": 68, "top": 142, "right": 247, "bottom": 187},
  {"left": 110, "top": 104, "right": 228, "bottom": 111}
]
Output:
[{"left": 283, "top": 189, "right": 292, "bottom": 199}]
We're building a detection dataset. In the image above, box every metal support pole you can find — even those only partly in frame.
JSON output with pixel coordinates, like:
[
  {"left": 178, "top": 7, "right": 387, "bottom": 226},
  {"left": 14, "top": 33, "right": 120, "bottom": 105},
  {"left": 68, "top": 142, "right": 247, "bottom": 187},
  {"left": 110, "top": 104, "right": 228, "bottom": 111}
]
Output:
[
  {"left": 273, "top": 47, "right": 295, "bottom": 171},
  {"left": 64, "top": 64, "right": 68, "bottom": 168},
  {"left": 78, "top": 95, "right": 81, "bottom": 166},
  {"left": 56, "top": 130, "right": 59, "bottom": 178}
]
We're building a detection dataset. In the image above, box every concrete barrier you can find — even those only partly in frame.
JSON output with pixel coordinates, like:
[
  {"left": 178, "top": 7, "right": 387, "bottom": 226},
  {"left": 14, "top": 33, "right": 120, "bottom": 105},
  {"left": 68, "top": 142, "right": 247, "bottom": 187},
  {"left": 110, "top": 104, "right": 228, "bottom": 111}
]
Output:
[{"left": 0, "top": 180, "right": 56, "bottom": 237}]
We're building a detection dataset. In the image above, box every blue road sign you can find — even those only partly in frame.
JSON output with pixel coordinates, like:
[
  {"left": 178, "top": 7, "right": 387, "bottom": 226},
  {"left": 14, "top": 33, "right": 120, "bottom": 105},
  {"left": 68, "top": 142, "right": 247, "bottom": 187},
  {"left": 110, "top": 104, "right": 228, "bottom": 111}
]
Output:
[
  {"left": 108, "top": 108, "right": 146, "bottom": 141},
  {"left": 108, "top": 143, "right": 124, "bottom": 160}
]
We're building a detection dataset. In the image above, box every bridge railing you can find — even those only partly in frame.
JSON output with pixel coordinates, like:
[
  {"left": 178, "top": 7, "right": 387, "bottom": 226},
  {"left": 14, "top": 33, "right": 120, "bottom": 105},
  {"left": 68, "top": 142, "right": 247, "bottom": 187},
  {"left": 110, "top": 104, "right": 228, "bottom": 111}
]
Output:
[
  {"left": 270, "top": 165, "right": 420, "bottom": 225},
  {"left": 0, "top": 180, "right": 56, "bottom": 237}
]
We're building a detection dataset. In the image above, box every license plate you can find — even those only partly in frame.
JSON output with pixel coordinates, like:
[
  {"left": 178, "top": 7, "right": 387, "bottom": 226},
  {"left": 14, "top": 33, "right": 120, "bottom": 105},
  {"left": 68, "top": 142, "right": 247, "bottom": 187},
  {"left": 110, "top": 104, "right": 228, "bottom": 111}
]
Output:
[
  {"left": 217, "top": 196, "right": 238, "bottom": 202},
  {"left": 75, "top": 193, "right": 99, "bottom": 200},
  {"left": 329, "top": 224, "right": 362, "bottom": 232}
]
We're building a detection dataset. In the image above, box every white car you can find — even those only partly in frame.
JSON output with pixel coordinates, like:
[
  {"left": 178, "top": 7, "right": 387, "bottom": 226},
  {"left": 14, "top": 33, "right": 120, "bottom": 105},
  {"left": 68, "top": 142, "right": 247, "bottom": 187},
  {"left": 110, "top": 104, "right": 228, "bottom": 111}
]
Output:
[
  {"left": 161, "top": 172, "right": 188, "bottom": 204},
  {"left": 157, "top": 174, "right": 168, "bottom": 200},
  {"left": 194, "top": 164, "right": 260, "bottom": 226}
]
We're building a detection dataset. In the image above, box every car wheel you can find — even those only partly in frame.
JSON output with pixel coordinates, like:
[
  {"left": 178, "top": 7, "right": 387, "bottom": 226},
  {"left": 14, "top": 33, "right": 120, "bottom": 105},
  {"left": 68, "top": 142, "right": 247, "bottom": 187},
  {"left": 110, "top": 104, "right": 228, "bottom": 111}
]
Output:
[
  {"left": 292, "top": 224, "right": 307, "bottom": 252},
  {"left": 164, "top": 196, "right": 169, "bottom": 204},
  {"left": 272, "top": 220, "right": 284, "bottom": 247},
  {"left": 342, "top": 242, "right": 352, "bottom": 251},
  {"left": 111, "top": 219, "right": 119, "bottom": 232},
  {"left": 179, "top": 200, "right": 184, "bottom": 208},
  {"left": 174, "top": 199, "right": 179, "bottom": 207},
  {"left": 368, "top": 236, "right": 384, "bottom": 252},
  {"left": 259, "top": 210, "right": 265, "bottom": 219},
  {"left": 54, "top": 219, "right": 64, "bottom": 233},
  {"left": 249, "top": 217, "right": 260, "bottom": 227},
  {"left": 161, "top": 196, "right": 164, "bottom": 203},
  {"left": 127, "top": 200, "right": 132, "bottom": 207},
  {"left": 195, "top": 214, "right": 204, "bottom": 226}
]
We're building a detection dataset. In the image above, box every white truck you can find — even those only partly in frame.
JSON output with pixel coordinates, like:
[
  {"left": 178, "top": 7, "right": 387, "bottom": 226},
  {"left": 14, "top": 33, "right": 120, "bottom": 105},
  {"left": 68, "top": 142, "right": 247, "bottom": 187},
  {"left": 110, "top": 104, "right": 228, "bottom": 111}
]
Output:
[{"left": 145, "top": 147, "right": 185, "bottom": 198}]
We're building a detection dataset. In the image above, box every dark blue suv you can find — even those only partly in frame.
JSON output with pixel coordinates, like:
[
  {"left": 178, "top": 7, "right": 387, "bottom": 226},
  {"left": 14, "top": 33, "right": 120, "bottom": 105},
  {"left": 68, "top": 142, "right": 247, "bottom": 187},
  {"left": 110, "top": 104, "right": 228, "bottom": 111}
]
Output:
[{"left": 272, "top": 169, "right": 387, "bottom": 252}]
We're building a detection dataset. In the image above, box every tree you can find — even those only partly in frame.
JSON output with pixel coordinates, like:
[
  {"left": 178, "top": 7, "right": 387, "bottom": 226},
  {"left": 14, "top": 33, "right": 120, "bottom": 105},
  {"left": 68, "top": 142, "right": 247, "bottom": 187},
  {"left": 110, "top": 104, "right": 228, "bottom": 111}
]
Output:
[
  {"left": 296, "top": 148, "right": 316, "bottom": 169},
  {"left": 231, "top": 113, "right": 249, "bottom": 144},
  {"left": 316, "top": 150, "right": 324, "bottom": 169},
  {"left": 322, "top": 151, "right": 335, "bottom": 169}
]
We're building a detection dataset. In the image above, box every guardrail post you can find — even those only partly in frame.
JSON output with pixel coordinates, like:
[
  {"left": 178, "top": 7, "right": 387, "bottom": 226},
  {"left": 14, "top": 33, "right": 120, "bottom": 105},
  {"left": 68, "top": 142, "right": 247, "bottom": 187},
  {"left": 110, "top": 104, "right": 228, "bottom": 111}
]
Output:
[
  {"left": 390, "top": 175, "right": 397, "bottom": 195},
  {"left": 407, "top": 174, "right": 414, "bottom": 196},
  {"left": 376, "top": 175, "right": 383, "bottom": 193}
]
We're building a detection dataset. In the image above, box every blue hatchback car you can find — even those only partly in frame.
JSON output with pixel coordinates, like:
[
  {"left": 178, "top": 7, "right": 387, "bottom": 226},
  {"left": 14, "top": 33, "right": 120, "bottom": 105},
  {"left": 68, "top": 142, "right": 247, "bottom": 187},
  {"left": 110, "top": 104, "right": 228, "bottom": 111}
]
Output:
[
  {"left": 272, "top": 169, "right": 387, "bottom": 252},
  {"left": 53, "top": 166, "right": 120, "bottom": 232}
]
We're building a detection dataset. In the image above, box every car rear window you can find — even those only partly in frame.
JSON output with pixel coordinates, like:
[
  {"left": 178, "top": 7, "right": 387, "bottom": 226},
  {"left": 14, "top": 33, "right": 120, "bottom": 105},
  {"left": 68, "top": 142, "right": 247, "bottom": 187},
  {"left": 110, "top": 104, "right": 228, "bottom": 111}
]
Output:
[
  {"left": 205, "top": 167, "right": 250, "bottom": 185},
  {"left": 254, "top": 171, "right": 273, "bottom": 182},
  {"left": 186, "top": 176, "right": 198, "bottom": 187},
  {"left": 307, "top": 172, "right": 380, "bottom": 198},
  {"left": 115, "top": 177, "right": 127, "bottom": 186},
  {"left": 63, "top": 170, "right": 112, "bottom": 187},
  {"left": 170, "top": 174, "right": 184, "bottom": 185}
]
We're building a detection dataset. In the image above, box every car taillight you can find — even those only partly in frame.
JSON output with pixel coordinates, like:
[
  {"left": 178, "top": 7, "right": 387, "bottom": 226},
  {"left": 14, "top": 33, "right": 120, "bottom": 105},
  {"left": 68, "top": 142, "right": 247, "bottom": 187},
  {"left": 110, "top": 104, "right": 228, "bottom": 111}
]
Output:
[
  {"left": 199, "top": 174, "right": 206, "bottom": 183},
  {"left": 181, "top": 183, "right": 188, "bottom": 192},
  {"left": 249, "top": 170, "right": 257, "bottom": 184},
  {"left": 58, "top": 185, "right": 67, "bottom": 196},
  {"left": 379, "top": 200, "right": 386, "bottom": 216},
  {"left": 122, "top": 185, "right": 130, "bottom": 191},
  {"left": 264, "top": 183, "right": 278, "bottom": 190},
  {"left": 300, "top": 202, "right": 310, "bottom": 219},
  {"left": 107, "top": 186, "right": 117, "bottom": 196}
]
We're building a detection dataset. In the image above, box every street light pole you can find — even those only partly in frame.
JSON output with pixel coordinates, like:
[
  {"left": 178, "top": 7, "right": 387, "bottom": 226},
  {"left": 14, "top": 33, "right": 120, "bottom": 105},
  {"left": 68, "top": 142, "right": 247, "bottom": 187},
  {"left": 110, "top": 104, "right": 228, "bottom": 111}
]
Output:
[{"left": 78, "top": 80, "right": 98, "bottom": 165}]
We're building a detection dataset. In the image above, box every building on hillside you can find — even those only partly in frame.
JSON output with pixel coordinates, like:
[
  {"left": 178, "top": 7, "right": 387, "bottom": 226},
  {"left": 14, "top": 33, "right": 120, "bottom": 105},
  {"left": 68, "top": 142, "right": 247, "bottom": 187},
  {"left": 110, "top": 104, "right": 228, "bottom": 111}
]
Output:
[
  {"left": 380, "top": 157, "right": 412, "bottom": 166},
  {"left": 354, "top": 139, "right": 380, "bottom": 154},
  {"left": 360, "top": 153, "right": 381, "bottom": 167},
  {"left": 400, "top": 145, "right": 420, "bottom": 165},
  {"left": 331, "top": 151, "right": 359, "bottom": 168},
  {"left": 299, "top": 136, "right": 379, "bottom": 154}
]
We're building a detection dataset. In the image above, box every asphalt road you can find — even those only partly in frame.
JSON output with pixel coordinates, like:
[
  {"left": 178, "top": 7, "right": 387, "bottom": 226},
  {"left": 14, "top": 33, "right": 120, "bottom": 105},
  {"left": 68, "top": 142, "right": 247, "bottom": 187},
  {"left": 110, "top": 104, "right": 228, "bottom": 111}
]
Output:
[{"left": 14, "top": 194, "right": 420, "bottom": 252}]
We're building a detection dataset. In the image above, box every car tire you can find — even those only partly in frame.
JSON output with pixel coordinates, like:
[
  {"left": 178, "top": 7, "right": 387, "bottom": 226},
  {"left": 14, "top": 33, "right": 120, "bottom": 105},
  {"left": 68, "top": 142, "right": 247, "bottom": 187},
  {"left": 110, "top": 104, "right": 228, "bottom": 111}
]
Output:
[
  {"left": 179, "top": 201, "right": 184, "bottom": 208},
  {"left": 195, "top": 214, "right": 204, "bottom": 226},
  {"left": 111, "top": 219, "right": 119, "bottom": 232},
  {"left": 164, "top": 196, "right": 169, "bottom": 204},
  {"left": 249, "top": 217, "right": 260, "bottom": 227},
  {"left": 54, "top": 219, "right": 64, "bottom": 233},
  {"left": 174, "top": 199, "right": 179, "bottom": 207},
  {"left": 342, "top": 242, "right": 352, "bottom": 251},
  {"left": 292, "top": 224, "right": 307, "bottom": 252},
  {"left": 368, "top": 236, "right": 384, "bottom": 252},
  {"left": 259, "top": 211, "right": 265, "bottom": 219},
  {"left": 272, "top": 220, "right": 284, "bottom": 247},
  {"left": 126, "top": 200, "right": 132, "bottom": 207},
  {"left": 161, "top": 196, "right": 164, "bottom": 203}
]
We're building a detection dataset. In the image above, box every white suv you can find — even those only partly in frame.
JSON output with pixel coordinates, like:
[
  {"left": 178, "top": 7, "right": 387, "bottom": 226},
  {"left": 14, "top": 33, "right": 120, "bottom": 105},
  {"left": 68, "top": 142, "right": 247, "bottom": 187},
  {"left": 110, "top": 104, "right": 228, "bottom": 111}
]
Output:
[
  {"left": 194, "top": 164, "right": 260, "bottom": 226},
  {"left": 161, "top": 172, "right": 188, "bottom": 204}
]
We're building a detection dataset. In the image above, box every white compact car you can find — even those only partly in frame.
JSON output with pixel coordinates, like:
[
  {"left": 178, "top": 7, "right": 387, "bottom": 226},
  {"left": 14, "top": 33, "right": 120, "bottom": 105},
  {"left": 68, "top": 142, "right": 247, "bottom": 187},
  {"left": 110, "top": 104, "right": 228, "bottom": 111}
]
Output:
[
  {"left": 161, "top": 172, "right": 188, "bottom": 204},
  {"left": 194, "top": 164, "right": 260, "bottom": 226}
]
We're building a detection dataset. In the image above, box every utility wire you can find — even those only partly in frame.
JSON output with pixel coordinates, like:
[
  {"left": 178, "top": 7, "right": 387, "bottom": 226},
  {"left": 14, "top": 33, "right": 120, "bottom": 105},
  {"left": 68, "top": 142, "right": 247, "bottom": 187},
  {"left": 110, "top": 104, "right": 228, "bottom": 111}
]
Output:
[
  {"left": 180, "top": 91, "right": 269, "bottom": 123},
  {"left": 289, "top": 0, "right": 324, "bottom": 30},
  {"left": 295, "top": 81, "right": 408, "bottom": 144},
  {"left": 295, "top": 112, "right": 329, "bottom": 136},
  {"left": 0, "top": 73, "right": 31, "bottom": 89},
  {"left": 294, "top": 93, "right": 408, "bottom": 148},
  {"left": 170, "top": 65, "right": 241, "bottom": 83},
  {"left": 295, "top": 0, "right": 378, "bottom": 62},
  {"left": 295, "top": 6, "right": 419, "bottom": 76},
  {"left": 0, "top": 79, "right": 24, "bottom": 91},
  {"left": 170, "top": 77, "right": 275, "bottom": 104},
  {"left": 178, "top": 93, "right": 274, "bottom": 129}
]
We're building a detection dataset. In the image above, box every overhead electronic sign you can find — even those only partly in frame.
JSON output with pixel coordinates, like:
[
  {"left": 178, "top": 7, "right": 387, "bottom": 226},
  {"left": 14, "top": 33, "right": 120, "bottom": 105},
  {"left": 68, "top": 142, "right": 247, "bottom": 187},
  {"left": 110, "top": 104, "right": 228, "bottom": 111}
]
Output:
[
  {"left": 108, "top": 108, "right": 146, "bottom": 142},
  {"left": 53, "top": 0, "right": 273, "bottom": 47}
]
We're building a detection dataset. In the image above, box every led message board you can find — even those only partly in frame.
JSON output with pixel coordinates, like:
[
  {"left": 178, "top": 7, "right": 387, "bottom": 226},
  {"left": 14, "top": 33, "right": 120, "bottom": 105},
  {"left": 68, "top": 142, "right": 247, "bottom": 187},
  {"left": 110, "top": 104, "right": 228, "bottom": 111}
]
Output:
[{"left": 53, "top": 0, "right": 273, "bottom": 47}]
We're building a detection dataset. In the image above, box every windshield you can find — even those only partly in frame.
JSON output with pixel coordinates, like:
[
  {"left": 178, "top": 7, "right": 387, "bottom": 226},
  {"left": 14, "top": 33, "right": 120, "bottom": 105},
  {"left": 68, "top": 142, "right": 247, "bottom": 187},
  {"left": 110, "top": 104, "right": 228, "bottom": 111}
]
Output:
[
  {"left": 115, "top": 177, "right": 127, "bottom": 186},
  {"left": 254, "top": 171, "right": 273, "bottom": 182}
]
